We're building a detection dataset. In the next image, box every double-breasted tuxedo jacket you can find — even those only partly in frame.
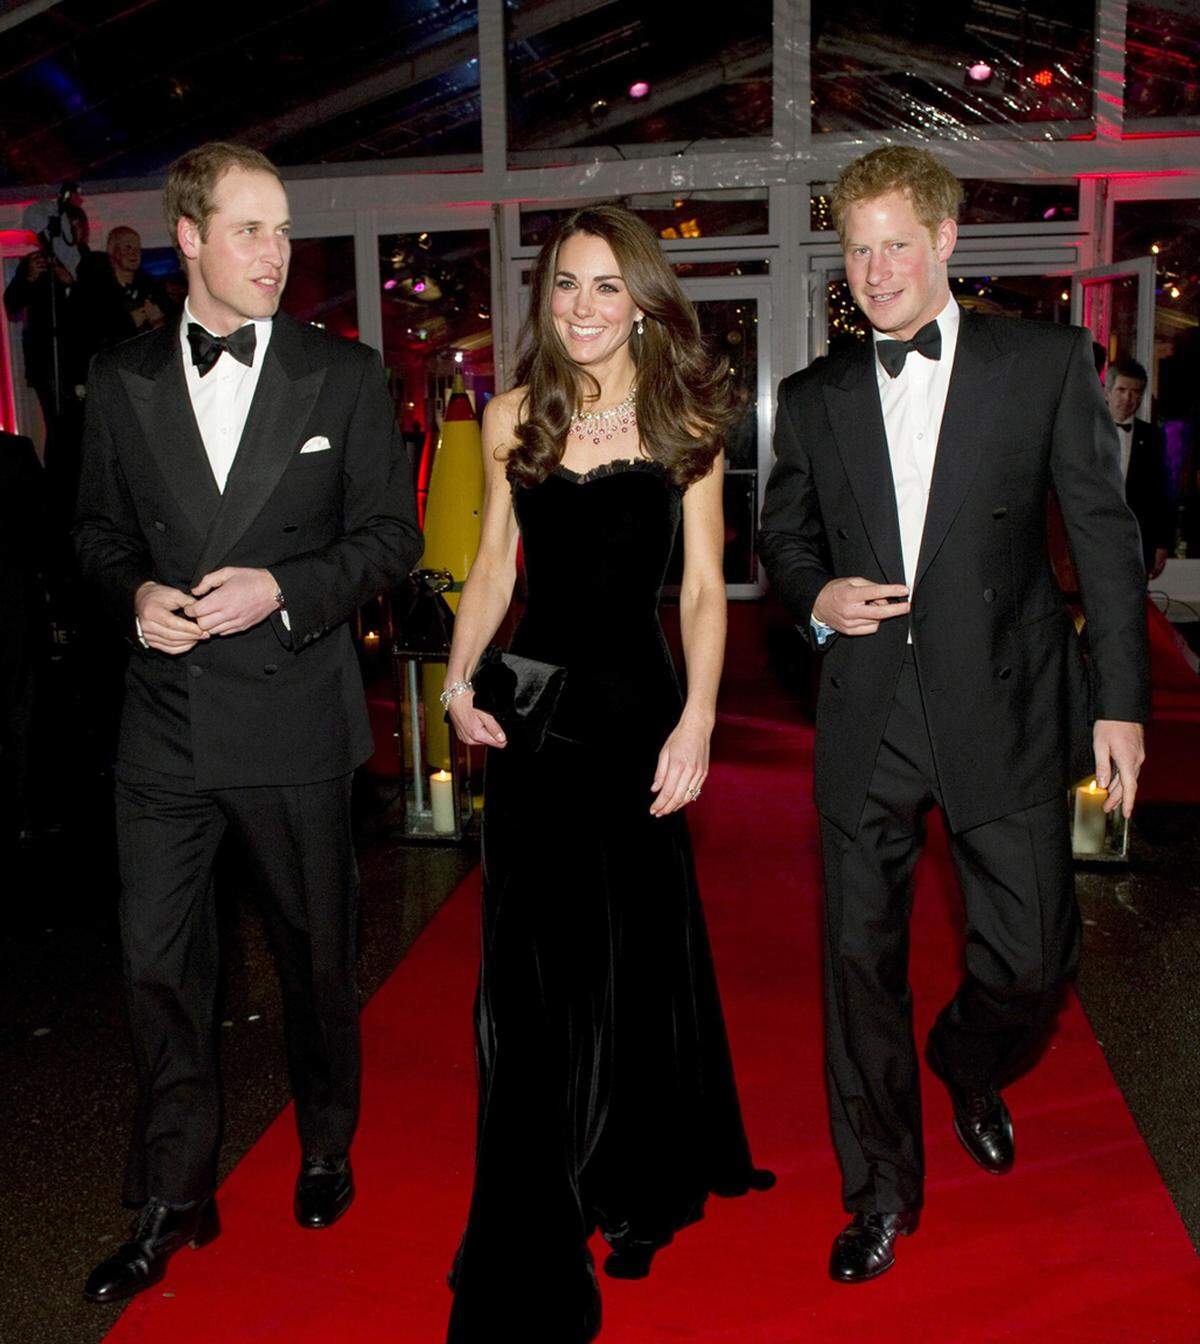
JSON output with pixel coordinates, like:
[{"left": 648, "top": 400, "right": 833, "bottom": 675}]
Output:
[
  {"left": 74, "top": 311, "right": 422, "bottom": 787},
  {"left": 73, "top": 311, "right": 421, "bottom": 1203},
  {"left": 760, "top": 311, "right": 1149, "bottom": 840}
]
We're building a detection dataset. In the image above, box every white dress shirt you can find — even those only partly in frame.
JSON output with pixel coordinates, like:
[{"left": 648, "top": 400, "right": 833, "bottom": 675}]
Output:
[
  {"left": 1115, "top": 419, "right": 1134, "bottom": 482},
  {"left": 181, "top": 300, "right": 274, "bottom": 493},
  {"left": 133, "top": 304, "right": 283, "bottom": 647},
  {"left": 872, "top": 294, "right": 961, "bottom": 597},
  {"left": 810, "top": 295, "right": 960, "bottom": 647}
]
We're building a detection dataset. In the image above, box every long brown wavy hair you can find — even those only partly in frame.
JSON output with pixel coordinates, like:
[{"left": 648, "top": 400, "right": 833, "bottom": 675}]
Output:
[{"left": 507, "top": 204, "right": 737, "bottom": 488}]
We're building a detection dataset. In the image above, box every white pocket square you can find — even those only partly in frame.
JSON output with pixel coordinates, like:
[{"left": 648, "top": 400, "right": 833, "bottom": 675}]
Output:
[{"left": 299, "top": 435, "right": 332, "bottom": 454}]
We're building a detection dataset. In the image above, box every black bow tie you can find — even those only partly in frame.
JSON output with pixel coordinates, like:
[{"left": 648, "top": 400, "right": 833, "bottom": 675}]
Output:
[
  {"left": 876, "top": 320, "right": 942, "bottom": 379},
  {"left": 1117, "top": 421, "right": 1134, "bottom": 432},
  {"left": 186, "top": 321, "right": 256, "bottom": 377}
]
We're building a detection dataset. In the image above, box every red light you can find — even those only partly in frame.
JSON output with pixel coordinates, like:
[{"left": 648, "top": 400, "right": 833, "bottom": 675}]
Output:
[{"left": 1032, "top": 68, "right": 1054, "bottom": 88}]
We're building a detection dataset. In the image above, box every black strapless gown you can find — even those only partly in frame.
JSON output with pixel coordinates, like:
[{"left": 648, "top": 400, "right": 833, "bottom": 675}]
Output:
[{"left": 446, "top": 459, "right": 769, "bottom": 1344}]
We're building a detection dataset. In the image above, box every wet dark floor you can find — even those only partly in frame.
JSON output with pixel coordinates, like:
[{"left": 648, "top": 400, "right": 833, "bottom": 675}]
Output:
[
  {"left": 0, "top": 775, "right": 477, "bottom": 1344},
  {"left": 1, "top": 783, "right": 1196, "bottom": 1344}
]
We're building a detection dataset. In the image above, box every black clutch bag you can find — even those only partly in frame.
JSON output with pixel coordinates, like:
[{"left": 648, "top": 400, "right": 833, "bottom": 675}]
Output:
[{"left": 470, "top": 646, "right": 567, "bottom": 752}]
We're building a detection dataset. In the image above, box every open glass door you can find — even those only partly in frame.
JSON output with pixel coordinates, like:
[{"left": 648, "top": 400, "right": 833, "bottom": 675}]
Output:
[{"left": 1071, "top": 257, "right": 1156, "bottom": 378}]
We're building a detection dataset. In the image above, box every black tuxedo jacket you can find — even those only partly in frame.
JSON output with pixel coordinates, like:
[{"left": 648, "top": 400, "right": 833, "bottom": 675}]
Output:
[
  {"left": 759, "top": 311, "right": 1149, "bottom": 837},
  {"left": 74, "top": 313, "right": 422, "bottom": 789},
  {"left": 1124, "top": 417, "right": 1172, "bottom": 569}
]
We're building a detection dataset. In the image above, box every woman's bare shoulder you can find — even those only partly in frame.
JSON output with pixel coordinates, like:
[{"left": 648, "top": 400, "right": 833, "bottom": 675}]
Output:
[{"left": 483, "top": 385, "right": 528, "bottom": 430}]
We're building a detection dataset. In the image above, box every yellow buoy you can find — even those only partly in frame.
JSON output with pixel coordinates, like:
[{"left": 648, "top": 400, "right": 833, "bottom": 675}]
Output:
[{"left": 420, "top": 374, "right": 484, "bottom": 770}]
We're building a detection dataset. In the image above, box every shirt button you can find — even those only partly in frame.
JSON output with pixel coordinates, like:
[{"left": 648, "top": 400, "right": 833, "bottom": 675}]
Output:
[
  {"left": 983, "top": 588, "right": 996, "bottom": 602},
  {"left": 916, "top": 432, "right": 924, "bottom": 440}
]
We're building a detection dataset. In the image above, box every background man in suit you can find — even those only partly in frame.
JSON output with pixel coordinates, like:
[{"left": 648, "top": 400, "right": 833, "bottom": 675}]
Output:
[
  {"left": 1104, "top": 356, "right": 1173, "bottom": 580},
  {"left": 74, "top": 142, "right": 422, "bottom": 1304},
  {"left": 759, "top": 147, "right": 1148, "bottom": 1284}
]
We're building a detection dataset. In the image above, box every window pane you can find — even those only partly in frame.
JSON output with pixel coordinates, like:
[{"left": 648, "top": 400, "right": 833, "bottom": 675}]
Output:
[
  {"left": 811, "top": 1, "right": 1095, "bottom": 136},
  {"left": 520, "top": 192, "right": 769, "bottom": 248},
  {"left": 666, "top": 297, "right": 761, "bottom": 585},
  {"left": 672, "top": 260, "right": 769, "bottom": 279},
  {"left": 281, "top": 237, "right": 358, "bottom": 339},
  {"left": 1126, "top": 3, "right": 1200, "bottom": 121},
  {"left": 379, "top": 230, "right": 494, "bottom": 494},
  {"left": 812, "top": 180, "right": 1079, "bottom": 232},
  {"left": 506, "top": 0, "right": 771, "bottom": 155}
]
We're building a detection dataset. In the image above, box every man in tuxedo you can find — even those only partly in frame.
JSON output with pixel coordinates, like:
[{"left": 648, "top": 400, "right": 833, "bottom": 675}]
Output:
[
  {"left": 1104, "top": 357, "right": 1173, "bottom": 580},
  {"left": 74, "top": 142, "right": 421, "bottom": 1303},
  {"left": 759, "top": 147, "right": 1148, "bottom": 1283}
]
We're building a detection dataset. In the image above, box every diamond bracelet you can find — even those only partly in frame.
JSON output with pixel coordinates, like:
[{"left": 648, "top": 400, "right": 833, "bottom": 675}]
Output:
[{"left": 439, "top": 680, "right": 472, "bottom": 711}]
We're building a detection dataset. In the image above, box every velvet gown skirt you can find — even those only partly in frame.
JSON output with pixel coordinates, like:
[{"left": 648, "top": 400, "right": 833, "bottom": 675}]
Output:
[{"left": 445, "top": 462, "right": 769, "bottom": 1343}]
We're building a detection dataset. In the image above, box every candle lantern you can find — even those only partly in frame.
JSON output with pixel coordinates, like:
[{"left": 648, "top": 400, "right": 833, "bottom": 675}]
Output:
[
  {"left": 1069, "top": 776, "right": 1130, "bottom": 862},
  {"left": 389, "top": 568, "right": 475, "bottom": 843}
]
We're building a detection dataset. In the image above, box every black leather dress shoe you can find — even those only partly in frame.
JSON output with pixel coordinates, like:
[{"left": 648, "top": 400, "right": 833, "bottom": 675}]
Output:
[
  {"left": 295, "top": 1154, "right": 354, "bottom": 1228},
  {"left": 927, "top": 1040, "right": 1015, "bottom": 1175},
  {"left": 829, "top": 1210, "right": 919, "bottom": 1283},
  {"left": 83, "top": 1197, "right": 220, "bottom": 1304},
  {"left": 602, "top": 1224, "right": 665, "bottom": 1280}
]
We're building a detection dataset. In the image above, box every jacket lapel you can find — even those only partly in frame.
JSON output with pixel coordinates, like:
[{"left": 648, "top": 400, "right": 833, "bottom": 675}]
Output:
[
  {"left": 821, "top": 346, "right": 905, "bottom": 586},
  {"left": 189, "top": 314, "right": 327, "bottom": 584},
  {"left": 118, "top": 325, "right": 221, "bottom": 537},
  {"left": 914, "top": 312, "right": 1011, "bottom": 586}
]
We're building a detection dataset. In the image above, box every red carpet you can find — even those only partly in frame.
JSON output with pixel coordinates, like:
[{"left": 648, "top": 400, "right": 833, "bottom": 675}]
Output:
[{"left": 104, "top": 682, "right": 1199, "bottom": 1342}]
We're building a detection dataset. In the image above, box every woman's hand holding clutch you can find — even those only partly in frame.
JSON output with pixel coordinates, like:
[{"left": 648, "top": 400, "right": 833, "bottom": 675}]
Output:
[
  {"left": 650, "top": 711, "right": 712, "bottom": 817},
  {"left": 448, "top": 692, "right": 508, "bottom": 749}
]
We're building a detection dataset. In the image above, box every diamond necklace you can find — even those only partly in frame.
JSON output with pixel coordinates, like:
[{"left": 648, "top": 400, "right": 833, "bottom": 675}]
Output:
[{"left": 569, "top": 387, "right": 637, "bottom": 444}]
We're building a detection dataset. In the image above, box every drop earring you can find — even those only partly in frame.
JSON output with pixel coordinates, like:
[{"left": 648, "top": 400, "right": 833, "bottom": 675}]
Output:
[{"left": 636, "top": 317, "right": 645, "bottom": 336}]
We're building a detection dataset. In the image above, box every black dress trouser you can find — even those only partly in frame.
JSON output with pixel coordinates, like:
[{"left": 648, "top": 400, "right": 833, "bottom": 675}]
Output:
[
  {"left": 114, "top": 762, "right": 360, "bottom": 1206},
  {"left": 819, "top": 652, "right": 1080, "bottom": 1214}
]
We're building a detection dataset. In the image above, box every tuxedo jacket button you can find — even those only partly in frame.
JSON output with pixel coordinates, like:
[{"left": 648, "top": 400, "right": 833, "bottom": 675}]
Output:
[
  {"left": 983, "top": 587, "right": 996, "bottom": 602},
  {"left": 188, "top": 664, "right": 203, "bottom": 679},
  {"left": 153, "top": 519, "right": 167, "bottom": 532},
  {"left": 830, "top": 674, "right": 843, "bottom": 689},
  {"left": 283, "top": 524, "right": 298, "bottom": 533},
  {"left": 998, "top": 666, "right": 1012, "bottom": 680},
  {"left": 992, "top": 506, "right": 1007, "bottom": 519},
  {"left": 836, "top": 527, "right": 849, "bottom": 540},
  {"left": 263, "top": 663, "right": 279, "bottom": 675}
]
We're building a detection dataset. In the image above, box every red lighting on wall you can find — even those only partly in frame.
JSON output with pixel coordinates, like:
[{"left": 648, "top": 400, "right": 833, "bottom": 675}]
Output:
[{"left": 1031, "top": 68, "right": 1054, "bottom": 88}]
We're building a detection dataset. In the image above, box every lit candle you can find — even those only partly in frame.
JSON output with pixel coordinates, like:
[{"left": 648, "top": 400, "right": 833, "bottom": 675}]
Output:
[
  {"left": 430, "top": 769, "right": 455, "bottom": 834},
  {"left": 1072, "top": 778, "right": 1108, "bottom": 855},
  {"left": 363, "top": 630, "right": 380, "bottom": 649}
]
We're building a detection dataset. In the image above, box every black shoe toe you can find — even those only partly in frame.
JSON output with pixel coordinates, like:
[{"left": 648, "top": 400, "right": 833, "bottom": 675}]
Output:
[{"left": 295, "top": 1155, "right": 355, "bottom": 1228}]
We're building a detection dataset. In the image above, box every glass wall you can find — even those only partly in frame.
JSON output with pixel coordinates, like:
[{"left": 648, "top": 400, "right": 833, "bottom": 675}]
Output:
[
  {"left": 1126, "top": 3, "right": 1200, "bottom": 123},
  {"left": 1113, "top": 198, "right": 1200, "bottom": 544},
  {"left": 505, "top": 0, "right": 771, "bottom": 157},
  {"left": 810, "top": 0, "right": 1095, "bottom": 136},
  {"left": 281, "top": 237, "right": 358, "bottom": 338},
  {"left": 812, "top": 180, "right": 1079, "bottom": 233},
  {"left": 378, "top": 228, "right": 493, "bottom": 511},
  {"left": 519, "top": 191, "right": 770, "bottom": 248}
]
